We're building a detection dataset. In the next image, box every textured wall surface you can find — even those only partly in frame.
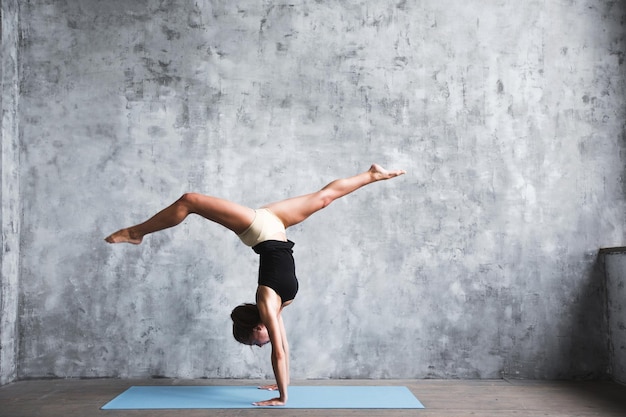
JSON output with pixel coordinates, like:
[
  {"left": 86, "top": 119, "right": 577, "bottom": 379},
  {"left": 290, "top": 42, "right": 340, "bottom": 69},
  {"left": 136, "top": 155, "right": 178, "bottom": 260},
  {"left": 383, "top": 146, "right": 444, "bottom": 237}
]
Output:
[
  {"left": 0, "top": 0, "right": 21, "bottom": 386},
  {"left": 16, "top": 0, "right": 626, "bottom": 380},
  {"left": 603, "top": 249, "right": 626, "bottom": 385}
]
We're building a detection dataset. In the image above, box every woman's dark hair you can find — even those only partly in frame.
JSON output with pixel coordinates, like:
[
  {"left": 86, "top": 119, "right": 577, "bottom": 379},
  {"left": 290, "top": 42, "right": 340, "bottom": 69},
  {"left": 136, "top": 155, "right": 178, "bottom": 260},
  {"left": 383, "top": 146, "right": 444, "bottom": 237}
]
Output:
[{"left": 231, "top": 303, "right": 261, "bottom": 344}]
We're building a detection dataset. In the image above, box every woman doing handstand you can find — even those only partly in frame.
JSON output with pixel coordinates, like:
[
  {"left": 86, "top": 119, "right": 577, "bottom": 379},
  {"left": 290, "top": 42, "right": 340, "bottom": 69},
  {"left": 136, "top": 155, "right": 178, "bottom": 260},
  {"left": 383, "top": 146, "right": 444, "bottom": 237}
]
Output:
[{"left": 105, "top": 163, "right": 405, "bottom": 406}]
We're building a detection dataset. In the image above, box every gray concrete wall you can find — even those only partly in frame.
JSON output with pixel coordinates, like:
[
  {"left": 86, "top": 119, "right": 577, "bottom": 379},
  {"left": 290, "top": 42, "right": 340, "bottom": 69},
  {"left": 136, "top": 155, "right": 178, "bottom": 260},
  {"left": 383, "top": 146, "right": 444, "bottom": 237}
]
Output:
[
  {"left": 15, "top": 0, "right": 626, "bottom": 380},
  {"left": 603, "top": 249, "right": 626, "bottom": 385},
  {"left": 0, "top": 0, "right": 20, "bottom": 386}
]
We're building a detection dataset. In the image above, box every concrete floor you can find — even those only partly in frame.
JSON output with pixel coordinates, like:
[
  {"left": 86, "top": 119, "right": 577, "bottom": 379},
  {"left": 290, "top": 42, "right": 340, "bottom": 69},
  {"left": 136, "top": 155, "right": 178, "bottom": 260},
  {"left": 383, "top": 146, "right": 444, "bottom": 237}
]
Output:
[{"left": 1, "top": 378, "right": 625, "bottom": 417}]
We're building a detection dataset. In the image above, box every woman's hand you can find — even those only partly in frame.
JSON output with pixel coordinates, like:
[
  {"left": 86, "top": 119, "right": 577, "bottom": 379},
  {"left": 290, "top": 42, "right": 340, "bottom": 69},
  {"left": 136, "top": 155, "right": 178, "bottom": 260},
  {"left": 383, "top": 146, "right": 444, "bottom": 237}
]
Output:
[
  {"left": 253, "top": 397, "right": 286, "bottom": 406},
  {"left": 258, "top": 384, "right": 278, "bottom": 391}
]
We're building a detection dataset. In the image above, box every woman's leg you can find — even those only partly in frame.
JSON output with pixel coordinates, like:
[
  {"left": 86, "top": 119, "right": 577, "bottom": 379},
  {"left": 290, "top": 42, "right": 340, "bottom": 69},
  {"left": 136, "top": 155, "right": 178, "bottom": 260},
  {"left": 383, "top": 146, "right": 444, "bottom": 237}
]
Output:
[
  {"left": 264, "top": 164, "right": 405, "bottom": 228},
  {"left": 105, "top": 193, "right": 255, "bottom": 244}
]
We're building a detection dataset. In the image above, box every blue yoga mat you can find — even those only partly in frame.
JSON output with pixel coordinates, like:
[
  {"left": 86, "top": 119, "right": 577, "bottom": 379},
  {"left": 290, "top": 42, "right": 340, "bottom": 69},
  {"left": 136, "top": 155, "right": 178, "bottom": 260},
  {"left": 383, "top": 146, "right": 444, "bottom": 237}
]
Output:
[{"left": 101, "top": 385, "right": 425, "bottom": 409}]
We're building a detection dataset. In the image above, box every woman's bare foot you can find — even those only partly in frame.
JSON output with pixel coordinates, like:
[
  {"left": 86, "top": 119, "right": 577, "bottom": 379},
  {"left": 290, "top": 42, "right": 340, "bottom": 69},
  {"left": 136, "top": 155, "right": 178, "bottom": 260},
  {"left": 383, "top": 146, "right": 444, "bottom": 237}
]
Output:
[
  {"left": 104, "top": 228, "right": 143, "bottom": 245},
  {"left": 369, "top": 163, "right": 406, "bottom": 181}
]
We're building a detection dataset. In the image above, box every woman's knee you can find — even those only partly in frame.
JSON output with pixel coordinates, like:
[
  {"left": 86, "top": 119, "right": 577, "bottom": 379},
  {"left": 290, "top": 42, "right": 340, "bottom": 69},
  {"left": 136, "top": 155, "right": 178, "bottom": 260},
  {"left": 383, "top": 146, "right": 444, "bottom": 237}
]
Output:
[
  {"left": 316, "top": 189, "right": 335, "bottom": 209},
  {"left": 178, "top": 193, "right": 202, "bottom": 212}
]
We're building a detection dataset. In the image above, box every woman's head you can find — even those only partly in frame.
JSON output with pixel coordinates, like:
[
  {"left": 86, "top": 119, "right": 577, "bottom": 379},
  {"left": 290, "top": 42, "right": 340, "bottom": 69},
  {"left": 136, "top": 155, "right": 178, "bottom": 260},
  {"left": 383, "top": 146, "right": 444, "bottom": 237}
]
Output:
[{"left": 231, "top": 303, "right": 269, "bottom": 347}]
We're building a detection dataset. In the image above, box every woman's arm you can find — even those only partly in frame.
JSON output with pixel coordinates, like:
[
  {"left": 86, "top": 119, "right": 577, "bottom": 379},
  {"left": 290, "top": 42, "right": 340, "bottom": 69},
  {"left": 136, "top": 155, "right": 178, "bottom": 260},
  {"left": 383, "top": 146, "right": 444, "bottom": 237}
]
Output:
[
  {"left": 258, "top": 313, "right": 290, "bottom": 391},
  {"left": 279, "top": 314, "right": 290, "bottom": 386},
  {"left": 253, "top": 287, "right": 289, "bottom": 406}
]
